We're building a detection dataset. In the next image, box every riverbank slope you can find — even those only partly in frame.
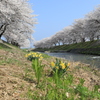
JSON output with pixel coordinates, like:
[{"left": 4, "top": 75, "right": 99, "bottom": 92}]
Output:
[
  {"left": 0, "top": 40, "right": 100, "bottom": 99},
  {"left": 33, "top": 40, "right": 100, "bottom": 55}
]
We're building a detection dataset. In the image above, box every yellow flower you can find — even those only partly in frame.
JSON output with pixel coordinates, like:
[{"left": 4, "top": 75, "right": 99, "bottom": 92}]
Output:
[
  {"left": 60, "top": 63, "right": 66, "bottom": 69},
  {"left": 33, "top": 55, "right": 35, "bottom": 57},
  {"left": 50, "top": 62, "right": 55, "bottom": 67},
  {"left": 28, "top": 53, "right": 31, "bottom": 56},
  {"left": 40, "top": 57, "right": 43, "bottom": 59},
  {"left": 67, "top": 63, "right": 70, "bottom": 66},
  {"left": 56, "top": 66, "right": 59, "bottom": 69},
  {"left": 60, "top": 63, "right": 64, "bottom": 66},
  {"left": 35, "top": 55, "right": 38, "bottom": 57},
  {"left": 62, "top": 65, "right": 66, "bottom": 69},
  {"left": 39, "top": 57, "right": 43, "bottom": 60}
]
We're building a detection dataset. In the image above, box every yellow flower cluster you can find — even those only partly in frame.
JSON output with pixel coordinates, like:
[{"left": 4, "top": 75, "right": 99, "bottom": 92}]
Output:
[
  {"left": 25, "top": 52, "right": 43, "bottom": 60},
  {"left": 50, "top": 58, "right": 70, "bottom": 76},
  {"left": 50, "top": 61, "right": 70, "bottom": 70}
]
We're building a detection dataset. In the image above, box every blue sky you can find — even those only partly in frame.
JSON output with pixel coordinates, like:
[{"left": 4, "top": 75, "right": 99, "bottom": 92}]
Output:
[{"left": 29, "top": 0, "right": 100, "bottom": 41}]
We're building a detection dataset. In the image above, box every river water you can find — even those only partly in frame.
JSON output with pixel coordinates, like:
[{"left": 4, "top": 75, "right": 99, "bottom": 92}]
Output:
[{"left": 45, "top": 52, "right": 100, "bottom": 68}]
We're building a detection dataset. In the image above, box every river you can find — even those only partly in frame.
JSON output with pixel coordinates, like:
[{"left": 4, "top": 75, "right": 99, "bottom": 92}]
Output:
[{"left": 45, "top": 52, "right": 100, "bottom": 68}]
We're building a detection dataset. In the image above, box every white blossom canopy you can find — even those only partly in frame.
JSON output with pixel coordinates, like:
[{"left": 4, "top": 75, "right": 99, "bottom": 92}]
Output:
[{"left": 0, "top": 0, "right": 37, "bottom": 48}]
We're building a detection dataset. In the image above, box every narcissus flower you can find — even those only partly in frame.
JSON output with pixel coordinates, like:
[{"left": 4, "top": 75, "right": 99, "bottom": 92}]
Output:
[
  {"left": 62, "top": 65, "right": 66, "bottom": 69},
  {"left": 60, "top": 63, "right": 66, "bottom": 69},
  {"left": 67, "top": 63, "right": 70, "bottom": 66},
  {"left": 50, "top": 62, "right": 55, "bottom": 67},
  {"left": 56, "top": 66, "right": 59, "bottom": 69}
]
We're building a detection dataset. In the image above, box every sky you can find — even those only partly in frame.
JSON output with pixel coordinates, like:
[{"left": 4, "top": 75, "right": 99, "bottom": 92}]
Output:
[{"left": 29, "top": 0, "right": 100, "bottom": 42}]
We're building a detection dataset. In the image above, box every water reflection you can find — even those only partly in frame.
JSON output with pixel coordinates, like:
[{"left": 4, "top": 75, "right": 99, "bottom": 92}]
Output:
[{"left": 46, "top": 53, "right": 100, "bottom": 68}]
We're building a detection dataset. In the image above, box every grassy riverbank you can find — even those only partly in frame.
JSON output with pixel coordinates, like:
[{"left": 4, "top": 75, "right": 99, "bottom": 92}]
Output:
[
  {"left": 0, "top": 40, "right": 100, "bottom": 99},
  {"left": 33, "top": 40, "right": 100, "bottom": 55}
]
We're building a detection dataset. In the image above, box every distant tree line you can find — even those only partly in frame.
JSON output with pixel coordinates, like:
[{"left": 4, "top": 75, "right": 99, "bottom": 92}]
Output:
[
  {"left": 0, "top": 0, "right": 36, "bottom": 48},
  {"left": 34, "top": 5, "right": 100, "bottom": 48}
]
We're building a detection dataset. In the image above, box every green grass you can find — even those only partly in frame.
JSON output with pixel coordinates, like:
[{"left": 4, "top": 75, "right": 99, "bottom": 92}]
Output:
[
  {"left": 50, "top": 40, "right": 100, "bottom": 50},
  {"left": 0, "top": 43, "right": 11, "bottom": 49},
  {"left": 25, "top": 68, "right": 100, "bottom": 100},
  {"left": 33, "top": 40, "right": 100, "bottom": 55},
  {"left": 41, "top": 53, "right": 51, "bottom": 58},
  {"left": 0, "top": 57, "right": 22, "bottom": 66}
]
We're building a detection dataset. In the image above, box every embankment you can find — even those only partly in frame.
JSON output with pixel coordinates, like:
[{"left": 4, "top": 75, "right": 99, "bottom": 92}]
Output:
[{"left": 33, "top": 40, "right": 100, "bottom": 55}]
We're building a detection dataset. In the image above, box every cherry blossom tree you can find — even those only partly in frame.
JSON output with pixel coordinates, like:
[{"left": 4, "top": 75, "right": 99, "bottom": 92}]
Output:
[
  {"left": 62, "top": 26, "right": 74, "bottom": 44},
  {"left": 0, "top": 0, "right": 37, "bottom": 47},
  {"left": 54, "top": 31, "right": 66, "bottom": 45},
  {"left": 72, "top": 19, "right": 87, "bottom": 42},
  {"left": 85, "top": 6, "right": 100, "bottom": 41}
]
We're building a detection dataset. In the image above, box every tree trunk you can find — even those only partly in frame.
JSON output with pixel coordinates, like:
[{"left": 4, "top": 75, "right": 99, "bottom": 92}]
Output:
[
  {"left": 97, "top": 35, "right": 100, "bottom": 40},
  {"left": 58, "top": 42, "right": 60, "bottom": 46},
  {"left": 81, "top": 38, "right": 85, "bottom": 42},
  {"left": 0, "top": 24, "right": 9, "bottom": 38},
  {"left": 73, "top": 39, "right": 77, "bottom": 44},
  {"left": 90, "top": 37, "right": 94, "bottom": 41},
  {"left": 0, "top": 25, "right": 4, "bottom": 30}
]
